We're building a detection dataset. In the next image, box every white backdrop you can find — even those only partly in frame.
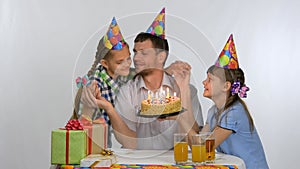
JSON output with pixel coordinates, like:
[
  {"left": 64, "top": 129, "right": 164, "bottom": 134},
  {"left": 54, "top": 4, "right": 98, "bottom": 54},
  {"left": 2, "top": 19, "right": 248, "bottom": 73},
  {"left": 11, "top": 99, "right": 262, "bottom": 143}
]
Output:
[{"left": 1, "top": 0, "right": 300, "bottom": 168}]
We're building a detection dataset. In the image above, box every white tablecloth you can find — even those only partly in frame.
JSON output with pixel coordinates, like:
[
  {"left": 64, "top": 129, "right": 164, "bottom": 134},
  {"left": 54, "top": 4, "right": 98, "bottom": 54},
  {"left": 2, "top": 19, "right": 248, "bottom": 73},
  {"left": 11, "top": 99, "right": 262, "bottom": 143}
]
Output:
[{"left": 113, "top": 149, "right": 246, "bottom": 169}]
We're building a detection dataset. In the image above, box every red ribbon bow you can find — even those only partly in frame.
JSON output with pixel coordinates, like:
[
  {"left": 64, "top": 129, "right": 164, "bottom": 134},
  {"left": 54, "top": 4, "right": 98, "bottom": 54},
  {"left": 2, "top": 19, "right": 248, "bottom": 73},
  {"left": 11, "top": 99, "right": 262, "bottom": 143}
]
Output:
[{"left": 65, "top": 119, "right": 83, "bottom": 130}]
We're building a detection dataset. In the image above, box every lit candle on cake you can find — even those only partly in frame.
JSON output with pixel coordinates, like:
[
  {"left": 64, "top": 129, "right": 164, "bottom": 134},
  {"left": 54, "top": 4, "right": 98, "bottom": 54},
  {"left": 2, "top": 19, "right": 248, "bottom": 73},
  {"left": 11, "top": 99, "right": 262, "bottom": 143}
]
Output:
[
  {"left": 159, "top": 86, "right": 163, "bottom": 98},
  {"left": 173, "top": 92, "right": 177, "bottom": 101},
  {"left": 166, "top": 87, "right": 170, "bottom": 98},
  {"left": 151, "top": 91, "right": 154, "bottom": 103},
  {"left": 148, "top": 90, "right": 151, "bottom": 100}
]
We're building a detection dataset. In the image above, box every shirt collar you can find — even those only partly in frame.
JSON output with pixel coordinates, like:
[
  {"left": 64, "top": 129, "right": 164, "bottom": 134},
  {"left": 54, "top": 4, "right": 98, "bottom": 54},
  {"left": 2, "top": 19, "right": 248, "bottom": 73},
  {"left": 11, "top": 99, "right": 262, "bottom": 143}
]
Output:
[
  {"left": 96, "top": 65, "right": 119, "bottom": 91},
  {"left": 136, "top": 72, "right": 175, "bottom": 91}
]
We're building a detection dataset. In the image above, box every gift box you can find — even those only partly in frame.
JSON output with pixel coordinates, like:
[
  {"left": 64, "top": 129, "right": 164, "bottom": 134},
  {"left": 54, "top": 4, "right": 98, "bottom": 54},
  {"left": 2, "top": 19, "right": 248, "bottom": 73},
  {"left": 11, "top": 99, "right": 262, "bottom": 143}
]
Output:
[
  {"left": 80, "top": 154, "right": 117, "bottom": 169},
  {"left": 51, "top": 129, "right": 87, "bottom": 165},
  {"left": 81, "top": 117, "right": 108, "bottom": 154}
]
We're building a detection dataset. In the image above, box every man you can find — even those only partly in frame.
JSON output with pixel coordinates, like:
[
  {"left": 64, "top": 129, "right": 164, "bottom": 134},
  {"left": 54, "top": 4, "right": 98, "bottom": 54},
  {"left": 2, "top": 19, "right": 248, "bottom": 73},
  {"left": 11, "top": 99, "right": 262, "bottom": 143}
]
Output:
[{"left": 110, "top": 32, "right": 203, "bottom": 149}]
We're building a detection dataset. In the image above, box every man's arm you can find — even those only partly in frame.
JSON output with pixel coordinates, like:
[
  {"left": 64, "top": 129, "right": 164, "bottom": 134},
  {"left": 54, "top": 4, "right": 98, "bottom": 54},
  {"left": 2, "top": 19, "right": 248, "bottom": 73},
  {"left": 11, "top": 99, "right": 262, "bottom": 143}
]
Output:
[
  {"left": 100, "top": 102, "right": 137, "bottom": 149},
  {"left": 171, "top": 67, "right": 202, "bottom": 146},
  {"left": 190, "top": 84, "right": 204, "bottom": 129}
]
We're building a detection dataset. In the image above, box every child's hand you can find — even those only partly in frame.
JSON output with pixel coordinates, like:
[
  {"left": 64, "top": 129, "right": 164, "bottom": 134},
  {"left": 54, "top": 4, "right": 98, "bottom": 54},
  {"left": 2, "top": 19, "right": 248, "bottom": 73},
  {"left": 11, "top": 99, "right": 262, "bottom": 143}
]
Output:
[
  {"left": 81, "top": 80, "right": 114, "bottom": 113},
  {"left": 94, "top": 95, "right": 114, "bottom": 114},
  {"left": 81, "top": 84, "right": 98, "bottom": 109}
]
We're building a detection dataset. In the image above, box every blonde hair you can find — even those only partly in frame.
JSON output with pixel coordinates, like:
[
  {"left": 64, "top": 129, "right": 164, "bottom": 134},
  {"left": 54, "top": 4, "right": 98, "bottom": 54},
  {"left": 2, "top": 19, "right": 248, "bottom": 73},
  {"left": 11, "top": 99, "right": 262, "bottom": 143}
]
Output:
[
  {"left": 71, "top": 39, "right": 110, "bottom": 119},
  {"left": 71, "top": 40, "right": 128, "bottom": 119}
]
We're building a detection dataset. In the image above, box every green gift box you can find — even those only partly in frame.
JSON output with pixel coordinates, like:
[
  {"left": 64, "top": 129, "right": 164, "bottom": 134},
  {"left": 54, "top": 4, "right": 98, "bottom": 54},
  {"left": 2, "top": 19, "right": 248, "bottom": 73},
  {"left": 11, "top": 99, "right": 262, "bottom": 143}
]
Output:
[{"left": 51, "top": 129, "right": 87, "bottom": 164}]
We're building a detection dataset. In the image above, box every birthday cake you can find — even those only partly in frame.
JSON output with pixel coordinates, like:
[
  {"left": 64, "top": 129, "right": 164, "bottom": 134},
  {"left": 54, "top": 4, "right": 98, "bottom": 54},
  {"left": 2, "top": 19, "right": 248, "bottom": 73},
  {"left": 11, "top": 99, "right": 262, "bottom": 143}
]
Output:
[{"left": 140, "top": 88, "right": 182, "bottom": 116}]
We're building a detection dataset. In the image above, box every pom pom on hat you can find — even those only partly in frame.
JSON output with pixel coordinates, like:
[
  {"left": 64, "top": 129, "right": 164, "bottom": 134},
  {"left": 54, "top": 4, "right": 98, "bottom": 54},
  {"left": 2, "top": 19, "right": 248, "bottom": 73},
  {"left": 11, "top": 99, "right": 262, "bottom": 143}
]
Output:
[
  {"left": 214, "top": 34, "right": 239, "bottom": 69},
  {"left": 146, "top": 8, "right": 165, "bottom": 39}
]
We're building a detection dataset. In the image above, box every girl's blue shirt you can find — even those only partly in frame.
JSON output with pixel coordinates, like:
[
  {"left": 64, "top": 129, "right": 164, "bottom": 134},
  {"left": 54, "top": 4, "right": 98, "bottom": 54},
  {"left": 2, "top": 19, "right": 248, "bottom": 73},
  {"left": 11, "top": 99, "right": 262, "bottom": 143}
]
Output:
[{"left": 207, "top": 101, "right": 269, "bottom": 169}]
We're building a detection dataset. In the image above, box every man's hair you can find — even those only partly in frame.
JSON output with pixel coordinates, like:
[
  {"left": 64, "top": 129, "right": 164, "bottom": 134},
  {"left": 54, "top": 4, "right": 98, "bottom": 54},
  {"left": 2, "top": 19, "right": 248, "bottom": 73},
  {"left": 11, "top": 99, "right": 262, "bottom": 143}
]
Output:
[{"left": 134, "top": 32, "right": 169, "bottom": 57}]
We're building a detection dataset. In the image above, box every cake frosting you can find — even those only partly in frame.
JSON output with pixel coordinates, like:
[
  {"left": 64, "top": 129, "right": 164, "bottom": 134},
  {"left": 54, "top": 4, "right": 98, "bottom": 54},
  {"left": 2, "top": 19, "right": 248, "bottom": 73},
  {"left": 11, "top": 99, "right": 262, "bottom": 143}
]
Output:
[{"left": 140, "top": 88, "right": 181, "bottom": 116}]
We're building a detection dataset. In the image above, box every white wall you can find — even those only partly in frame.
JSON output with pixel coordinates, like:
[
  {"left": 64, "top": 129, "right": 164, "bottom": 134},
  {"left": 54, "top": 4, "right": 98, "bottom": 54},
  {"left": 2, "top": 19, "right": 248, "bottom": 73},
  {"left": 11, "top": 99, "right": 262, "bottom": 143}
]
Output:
[{"left": 1, "top": 0, "right": 299, "bottom": 168}]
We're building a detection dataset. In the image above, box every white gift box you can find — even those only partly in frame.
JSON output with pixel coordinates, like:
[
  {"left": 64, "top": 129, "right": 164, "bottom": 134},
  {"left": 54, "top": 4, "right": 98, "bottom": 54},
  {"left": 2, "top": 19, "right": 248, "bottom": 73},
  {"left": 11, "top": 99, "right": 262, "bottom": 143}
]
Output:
[{"left": 80, "top": 154, "right": 117, "bottom": 168}]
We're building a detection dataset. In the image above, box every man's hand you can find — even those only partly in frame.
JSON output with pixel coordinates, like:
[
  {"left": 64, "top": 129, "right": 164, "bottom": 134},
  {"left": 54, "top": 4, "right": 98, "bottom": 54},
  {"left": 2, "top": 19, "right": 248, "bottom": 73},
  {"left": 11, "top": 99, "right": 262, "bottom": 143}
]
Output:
[
  {"left": 165, "top": 60, "right": 191, "bottom": 75},
  {"left": 173, "top": 66, "right": 191, "bottom": 89},
  {"left": 157, "top": 115, "right": 178, "bottom": 121}
]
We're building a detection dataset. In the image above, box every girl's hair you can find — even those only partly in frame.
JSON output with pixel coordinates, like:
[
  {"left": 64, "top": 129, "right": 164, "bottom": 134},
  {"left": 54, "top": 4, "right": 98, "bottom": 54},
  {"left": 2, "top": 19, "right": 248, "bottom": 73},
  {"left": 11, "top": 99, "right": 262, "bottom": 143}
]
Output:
[
  {"left": 208, "top": 65, "right": 254, "bottom": 132},
  {"left": 71, "top": 42, "right": 128, "bottom": 119}
]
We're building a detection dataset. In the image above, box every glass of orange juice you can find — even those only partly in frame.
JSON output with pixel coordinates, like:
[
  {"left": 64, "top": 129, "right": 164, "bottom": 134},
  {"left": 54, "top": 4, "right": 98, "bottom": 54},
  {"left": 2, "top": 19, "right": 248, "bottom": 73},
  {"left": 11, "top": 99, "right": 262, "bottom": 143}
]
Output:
[
  {"left": 191, "top": 134, "right": 206, "bottom": 165},
  {"left": 174, "top": 133, "right": 188, "bottom": 164}
]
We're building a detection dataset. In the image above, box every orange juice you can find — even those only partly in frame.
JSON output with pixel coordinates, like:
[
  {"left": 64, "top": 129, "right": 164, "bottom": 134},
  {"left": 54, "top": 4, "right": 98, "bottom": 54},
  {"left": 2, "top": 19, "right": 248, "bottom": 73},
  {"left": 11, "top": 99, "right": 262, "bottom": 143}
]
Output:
[
  {"left": 192, "top": 144, "right": 206, "bottom": 163},
  {"left": 174, "top": 142, "right": 188, "bottom": 163},
  {"left": 206, "top": 138, "right": 215, "bottom": 162}
]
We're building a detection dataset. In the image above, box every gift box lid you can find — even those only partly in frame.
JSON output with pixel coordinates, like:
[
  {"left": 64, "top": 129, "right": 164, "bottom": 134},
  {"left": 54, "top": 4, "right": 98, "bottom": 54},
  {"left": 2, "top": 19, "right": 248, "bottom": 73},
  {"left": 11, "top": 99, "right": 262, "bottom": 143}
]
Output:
[{"left": 80, "top": 154, "right": 117, "bottom": 168}]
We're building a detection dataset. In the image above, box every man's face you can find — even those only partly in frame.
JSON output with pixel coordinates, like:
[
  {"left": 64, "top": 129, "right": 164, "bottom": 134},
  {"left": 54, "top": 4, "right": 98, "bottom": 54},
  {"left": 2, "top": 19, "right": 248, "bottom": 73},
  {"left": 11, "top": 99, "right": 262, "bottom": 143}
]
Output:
[{"left": 133, "top": 39, "right": 161, "bottom": 73}]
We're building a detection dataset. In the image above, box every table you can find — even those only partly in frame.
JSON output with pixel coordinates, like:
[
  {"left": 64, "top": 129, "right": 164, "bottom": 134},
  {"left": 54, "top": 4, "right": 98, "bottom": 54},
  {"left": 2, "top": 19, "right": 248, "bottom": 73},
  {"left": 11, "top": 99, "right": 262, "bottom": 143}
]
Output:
[
  {"left": 114, "top": 149, "right": 246, "bottom": 169},
  {"left": 50, "top": 149, "right": 246, "bottom": 169}
]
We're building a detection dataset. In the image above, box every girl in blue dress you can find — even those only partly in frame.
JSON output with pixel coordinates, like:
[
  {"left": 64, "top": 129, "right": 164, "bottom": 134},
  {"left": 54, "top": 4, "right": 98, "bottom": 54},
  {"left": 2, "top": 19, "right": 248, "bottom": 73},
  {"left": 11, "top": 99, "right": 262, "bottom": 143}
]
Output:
[{"left": 201, "top": 34, "right": 269, "bottom": 169}]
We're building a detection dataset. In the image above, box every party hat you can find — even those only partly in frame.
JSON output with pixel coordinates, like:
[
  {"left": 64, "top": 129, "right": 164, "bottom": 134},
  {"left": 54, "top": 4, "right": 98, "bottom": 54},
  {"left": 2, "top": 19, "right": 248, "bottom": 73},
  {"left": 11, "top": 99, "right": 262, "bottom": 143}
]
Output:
[
  {"left": 214, "top": 34, "right": 239, "bottom": 69},
  {"left": 96, "top": 17, "right": 126, "bottom": 60},
  {"left": 103, "top": 17, "right": 126, "bottom": 50},
  {"left": 146, "top": 8, "right": 165, "bottom": 39}
]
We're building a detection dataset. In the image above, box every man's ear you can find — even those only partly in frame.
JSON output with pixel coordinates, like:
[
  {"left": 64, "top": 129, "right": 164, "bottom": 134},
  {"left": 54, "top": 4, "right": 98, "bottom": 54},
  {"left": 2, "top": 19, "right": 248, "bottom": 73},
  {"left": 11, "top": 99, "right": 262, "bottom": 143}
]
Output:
[
  {"left": 158, "top": 51, "right": 167, "bottom": 64},
  {"left": 224, "top": 81, "right": 232, "bottom": 92},
  {"left": 100, "top": 59, "right": 108, "bottom": 69}
]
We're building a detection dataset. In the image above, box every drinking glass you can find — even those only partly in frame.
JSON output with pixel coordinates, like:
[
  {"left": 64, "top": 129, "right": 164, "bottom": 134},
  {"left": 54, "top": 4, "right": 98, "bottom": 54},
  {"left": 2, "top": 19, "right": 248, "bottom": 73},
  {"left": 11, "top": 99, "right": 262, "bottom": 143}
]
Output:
[
  {"left": 205, "top": 132, "right": 215, "bottom": 163},
  {"left": 173, "top": 133, "right": 188, "bottom": 164},
  {"left": 191, "top": 134, "right": 206, "bottom": 164}
]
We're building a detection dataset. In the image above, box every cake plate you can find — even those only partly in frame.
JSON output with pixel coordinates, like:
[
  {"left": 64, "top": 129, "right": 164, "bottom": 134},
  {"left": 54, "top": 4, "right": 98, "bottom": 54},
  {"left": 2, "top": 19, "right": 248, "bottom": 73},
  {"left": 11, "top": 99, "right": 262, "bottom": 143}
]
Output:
[{"left": 137, "top": 108, "right": 187, "bottom": 118}]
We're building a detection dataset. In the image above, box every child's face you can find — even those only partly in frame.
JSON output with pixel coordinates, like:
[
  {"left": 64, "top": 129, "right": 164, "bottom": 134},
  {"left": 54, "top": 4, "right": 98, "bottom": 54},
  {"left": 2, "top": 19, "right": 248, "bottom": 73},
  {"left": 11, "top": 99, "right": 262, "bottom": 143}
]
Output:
[
  {"left": 104, "top": 46, "right": 132, "bottom": 78},
  {"left": 202, "top": 72, "right": 226, "bottom": 99}
]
